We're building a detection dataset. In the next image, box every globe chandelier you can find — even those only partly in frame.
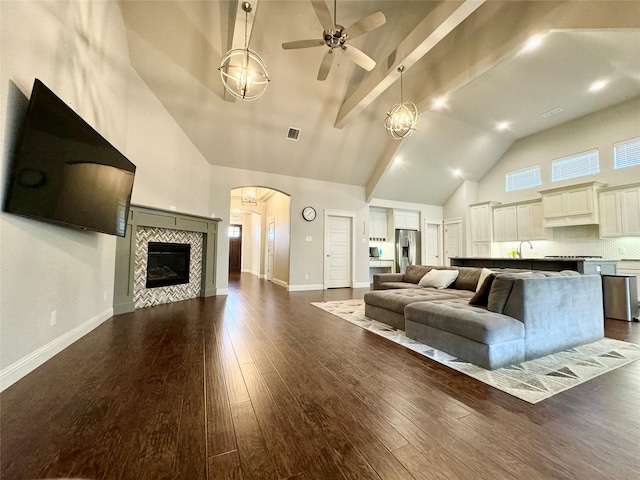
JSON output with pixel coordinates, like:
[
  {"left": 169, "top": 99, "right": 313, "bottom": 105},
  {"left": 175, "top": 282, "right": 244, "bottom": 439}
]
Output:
[
  {"left": 219, "top": 2, "right": 270, "bottom": 101},
  {"left": 384, "top": 66, "right": 420, "bottom": 139}
]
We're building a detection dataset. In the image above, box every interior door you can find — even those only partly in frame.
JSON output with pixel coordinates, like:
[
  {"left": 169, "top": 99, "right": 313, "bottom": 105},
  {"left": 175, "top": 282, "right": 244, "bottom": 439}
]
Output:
[
  {"left": 325, "top": 215, "right": 351, "bottom": 288},
  {"left": 229, "top": 225, "right": 242, "bottom": 273},
  {"left": 267, "top": 220, "right": 275, "bottom": 281},
  {"left": 425, "top": 222, "right": 441, "bottom": 265},
  {"left": 444, "top": 220, "right": 461, "bottom": 266}
]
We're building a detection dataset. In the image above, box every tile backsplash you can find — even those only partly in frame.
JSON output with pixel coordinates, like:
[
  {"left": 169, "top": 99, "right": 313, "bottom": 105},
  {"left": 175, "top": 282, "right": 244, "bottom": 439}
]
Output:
[{"left": 494, "top": 225, "right": 640, "bottom": 260}]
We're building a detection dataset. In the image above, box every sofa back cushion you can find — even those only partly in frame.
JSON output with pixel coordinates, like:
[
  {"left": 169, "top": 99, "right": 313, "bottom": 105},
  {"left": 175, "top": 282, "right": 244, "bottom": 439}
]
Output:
[
  {"left": 404, "top": 265, "right": 432, "bottom": 284},
  {"left": 450, "top": 267, "right": 482, "bottom": 291},
  {"left": 418, "top": 269, "right": 459, "bottom": 289}
]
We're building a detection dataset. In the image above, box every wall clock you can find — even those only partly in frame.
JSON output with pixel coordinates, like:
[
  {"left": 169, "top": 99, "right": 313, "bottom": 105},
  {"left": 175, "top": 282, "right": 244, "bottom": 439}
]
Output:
[{"left": 302, "top": 206, "right": 317, "bottom": 222}]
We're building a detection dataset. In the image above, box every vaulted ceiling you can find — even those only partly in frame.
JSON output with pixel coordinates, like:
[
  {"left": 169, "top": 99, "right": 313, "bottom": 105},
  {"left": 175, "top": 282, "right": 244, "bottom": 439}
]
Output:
[{"left": 118, "top": 0, "right": 640, "bottom": 205}]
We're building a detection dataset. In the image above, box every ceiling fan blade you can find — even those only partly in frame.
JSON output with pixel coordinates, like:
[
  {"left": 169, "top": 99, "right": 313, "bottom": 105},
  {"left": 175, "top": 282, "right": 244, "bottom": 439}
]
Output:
[
  {"left": 282, "top": 39, "right": 325, "bottom": 50},
  {"left": 311, "top": 0, "right": 335, "bottom": 32},
  {"left": 340, "top": 45, "right": 375, "bottom": 71},
  {"left": 317, "top": 49, "right": 335, "bottom": 81},
  {"left": 344, "top": 11, "right": 386, "bottom": 40}
]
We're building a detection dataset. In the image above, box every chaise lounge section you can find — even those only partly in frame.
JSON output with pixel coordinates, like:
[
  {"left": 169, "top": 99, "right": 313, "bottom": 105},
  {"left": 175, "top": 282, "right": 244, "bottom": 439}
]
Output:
[{"left": 365, "top": 266, "right": 604, "bottom": 369}]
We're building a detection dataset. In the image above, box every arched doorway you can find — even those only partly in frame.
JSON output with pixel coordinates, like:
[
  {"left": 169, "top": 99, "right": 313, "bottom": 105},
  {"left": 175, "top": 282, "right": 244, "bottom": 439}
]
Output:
[{"left": 229, "top": 187, "right": 291, "bottom": 286}]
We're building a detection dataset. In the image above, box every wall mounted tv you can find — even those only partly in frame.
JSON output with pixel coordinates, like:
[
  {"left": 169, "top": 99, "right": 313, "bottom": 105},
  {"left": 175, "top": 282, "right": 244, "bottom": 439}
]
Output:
[{"left": 3, "top": 79, "right": 136, "bottom": 237}]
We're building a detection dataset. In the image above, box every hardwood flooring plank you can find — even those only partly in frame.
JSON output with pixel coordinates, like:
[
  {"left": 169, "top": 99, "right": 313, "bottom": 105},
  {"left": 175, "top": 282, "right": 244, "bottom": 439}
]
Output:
[
  {"left": 209, "top": 450, "right": 244, "bottom": 480},
  {"left": 230, "top": 401, "right": 278, "bottom": 480}
]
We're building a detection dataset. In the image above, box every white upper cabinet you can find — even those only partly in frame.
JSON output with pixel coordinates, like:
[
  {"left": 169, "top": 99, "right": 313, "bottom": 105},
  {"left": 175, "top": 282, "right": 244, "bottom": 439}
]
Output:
[
  {"left": 492, "top": 200, "right": 545, "bottom": 242},
  {"left": 599, "top": 183, "right": 640, "bottom": 237},
  {"left": 394, "top": 210, "right": 419, "bottom": 230},
  {"left": 369, "top": 208, "right": 389, "bottom": 241},
  {"left": 540, "top": 181, "right": 605, "bottom": 227},
  {"left": 469, "top": 202, "right": 494, "bottom": 242},
  {"left": 493, "top": 205, "right": 518, "bottom": 242}
]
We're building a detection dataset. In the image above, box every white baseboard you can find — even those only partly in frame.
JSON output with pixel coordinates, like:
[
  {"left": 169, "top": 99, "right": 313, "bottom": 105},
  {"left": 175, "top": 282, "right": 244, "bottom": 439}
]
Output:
[
  {"left": 241, "top": 269, "right": 260, "bottom": 277},
  {"left": 271, "top": 277, "right": 288, "bottom": 289},
  {"left": 288, "top": 284, "right": 324, "bottom": 292},
  {"left": 0, "top": 307, "right": 113, "bottom": 392},
  {"left": 216, "top": 288, "right": 229, "bottom": 296},
  {"left": 353, "top": 282, "right": 371, "bottom": 289}
]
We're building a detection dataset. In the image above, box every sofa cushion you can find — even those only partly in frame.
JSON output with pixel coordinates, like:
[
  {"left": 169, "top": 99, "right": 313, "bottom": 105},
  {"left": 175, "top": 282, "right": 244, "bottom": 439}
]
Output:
[
  {"left": 487, "top": 272, "right": 546, "bottom": 314},
  {"left": 378, "top": 281, "right": 423, "bottom": 290},
  {"left": 476, "top": 268, "right": 493, "bottom": 292},
  {"left": 404, "top": 265, "right": 432, "bottom": 284},
  {"left": 364, "top": 289, "right": 460, "bottom": 315},
  {"left": 418, "top": 269, "right": 459, "bottom": 289},
  {"left": 405, "top": 300, "right": 525, "bottom": 344},
  {"left": 469, "top": 273, "right": 496, "bottom": 307},
  {"left": 450, "top": 267, "right": 482, "bottom": 291}
]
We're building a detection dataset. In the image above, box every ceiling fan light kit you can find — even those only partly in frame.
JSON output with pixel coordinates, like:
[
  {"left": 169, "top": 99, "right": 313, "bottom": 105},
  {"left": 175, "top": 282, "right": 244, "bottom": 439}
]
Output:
[
  {"left": 385, "top": 66, "right": 420, "bottom": 139},
  {"left": 281, "top": 0, "right": 386, "bottom": 81},
  {"left": 220, "top": 2, "right": 270, "bottom": 101}
]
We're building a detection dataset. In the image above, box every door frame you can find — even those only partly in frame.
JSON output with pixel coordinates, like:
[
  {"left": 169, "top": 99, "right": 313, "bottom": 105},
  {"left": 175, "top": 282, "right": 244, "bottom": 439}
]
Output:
[
  {"left": 444, "top": 217, "right": 463, "bottom": 266},
  {"left": 424, "top": 219, "right": 444, "bottom": 266},
  {"left": 266, "top": 217, "right": 275, "bottom": 282},
  {"left": 323, "top": 209, "right": 356, "bottom": 289}
]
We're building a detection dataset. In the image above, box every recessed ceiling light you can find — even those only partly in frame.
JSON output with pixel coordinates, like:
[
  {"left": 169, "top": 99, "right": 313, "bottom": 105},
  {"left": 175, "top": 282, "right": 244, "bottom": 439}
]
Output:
[
  {"left": 589, "top": 80, "right": 608, "bottom": 92},
  {"left": 452, "top": 168, "right": 462, "bottom": 177},
  {"left": 432, "top": 98, "right": 447, "bottom": 110},
  {"left": 521, "top": 34, "right": 543, "bottom": 53},
  {"left": 496, "top": 122, "right": 510, "bottom": 131}
]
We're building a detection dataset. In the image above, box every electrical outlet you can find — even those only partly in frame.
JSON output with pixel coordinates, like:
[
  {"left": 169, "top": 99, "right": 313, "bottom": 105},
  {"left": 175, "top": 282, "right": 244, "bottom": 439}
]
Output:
[
  {"left": 305, "top": 236, "right": 312, "bottom": 242},
  {"left": 169, "top": 205, "right": 177, "bottom": 211},
  {"left": 304, "top": 273, "right": 309, "bottom": 280},
  {"left": 50, "top": 310, "right": 57, "bottom": 326}
]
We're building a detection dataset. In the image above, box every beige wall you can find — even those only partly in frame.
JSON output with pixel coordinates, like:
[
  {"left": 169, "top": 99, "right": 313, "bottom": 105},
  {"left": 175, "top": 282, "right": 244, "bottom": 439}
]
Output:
[
  {"left": 0, "top": 0, "right": 130, "bottom": 378},
  {"left": 265, "top": 192, "right": 291, "bottom": 286}
]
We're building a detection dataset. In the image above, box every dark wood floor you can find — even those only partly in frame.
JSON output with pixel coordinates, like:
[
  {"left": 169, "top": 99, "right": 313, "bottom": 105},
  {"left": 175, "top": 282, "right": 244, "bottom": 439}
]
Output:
[{"left": 2, "top": 273, "right": 640, "bottom": 480}]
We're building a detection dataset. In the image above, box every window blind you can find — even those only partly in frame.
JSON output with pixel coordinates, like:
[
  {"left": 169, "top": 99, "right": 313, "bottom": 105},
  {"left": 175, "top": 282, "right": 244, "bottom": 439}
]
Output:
[
  {"left": 551, "top": 149, "right": 599, "bottom": 182},
  {"left": 614, "top": 137, "right": 640, "bottom": 169},
  {"left": 505, "top": 165, "right": 541, "bottom": 192}
]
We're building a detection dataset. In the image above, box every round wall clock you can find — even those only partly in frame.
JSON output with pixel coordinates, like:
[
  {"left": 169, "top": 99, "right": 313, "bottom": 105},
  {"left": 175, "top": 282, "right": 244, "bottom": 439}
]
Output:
[{"left": 302, "top": 206, "right": 317, "bottom": 222}]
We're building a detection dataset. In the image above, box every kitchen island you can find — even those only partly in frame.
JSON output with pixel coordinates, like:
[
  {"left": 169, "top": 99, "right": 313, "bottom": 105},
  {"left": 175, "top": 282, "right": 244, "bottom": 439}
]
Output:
[{"left": 450, "top": 257, "right": 617, "bottom": 275}]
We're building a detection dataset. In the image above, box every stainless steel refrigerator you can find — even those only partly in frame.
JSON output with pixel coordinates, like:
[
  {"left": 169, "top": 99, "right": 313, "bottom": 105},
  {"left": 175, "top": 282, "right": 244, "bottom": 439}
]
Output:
[{"left": 395, "top": 229, "right": 421, "bottom": 274}]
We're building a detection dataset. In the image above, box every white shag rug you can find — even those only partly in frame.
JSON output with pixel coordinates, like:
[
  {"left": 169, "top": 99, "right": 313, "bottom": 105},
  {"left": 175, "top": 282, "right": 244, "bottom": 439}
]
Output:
[{"left": 312, "top": 299, "right": 640, "bottom": 404}]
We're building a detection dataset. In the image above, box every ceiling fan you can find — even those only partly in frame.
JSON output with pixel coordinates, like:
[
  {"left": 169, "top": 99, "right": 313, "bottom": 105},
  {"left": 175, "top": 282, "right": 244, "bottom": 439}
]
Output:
[{"left": 282, "top": 0, "right": 386, "bottom": 81}]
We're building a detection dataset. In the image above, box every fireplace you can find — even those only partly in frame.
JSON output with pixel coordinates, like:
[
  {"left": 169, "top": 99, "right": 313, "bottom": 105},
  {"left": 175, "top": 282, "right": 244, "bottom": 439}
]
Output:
[{"left": 146, "top": 242, "right": 191, "bottom": 288}]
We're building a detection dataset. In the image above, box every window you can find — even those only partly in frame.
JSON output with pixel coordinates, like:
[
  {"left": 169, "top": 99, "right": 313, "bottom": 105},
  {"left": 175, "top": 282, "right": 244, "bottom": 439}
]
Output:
[
  {"left": 229, "top": 225, "right": 241, "bottom": 238},
  {"left": 614, "top": 137, "right": 640, "bottom": 169},
  {"left": 505, "top": 165, "right": 541, "bottom": 192},
  {"left": 551, "top": 149, "right": 599, "bottom": 182}
]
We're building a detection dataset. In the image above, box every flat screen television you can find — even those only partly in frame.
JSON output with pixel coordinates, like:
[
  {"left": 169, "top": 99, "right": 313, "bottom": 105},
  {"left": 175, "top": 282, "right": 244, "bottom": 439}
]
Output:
[{"left": 3, "top": 79, "right": 136, "bottom": 237}]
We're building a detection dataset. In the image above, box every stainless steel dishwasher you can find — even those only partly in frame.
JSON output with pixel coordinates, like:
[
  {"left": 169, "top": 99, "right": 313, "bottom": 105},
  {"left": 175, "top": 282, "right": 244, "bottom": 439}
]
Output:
[{"left": 602, "top": 275, "right": 639, "bottom": 321}]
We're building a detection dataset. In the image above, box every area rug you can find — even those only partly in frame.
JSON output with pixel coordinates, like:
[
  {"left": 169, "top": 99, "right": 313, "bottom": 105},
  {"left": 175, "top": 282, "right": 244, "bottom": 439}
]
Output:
[{"left": 312, "top": 299, "right": 640, "bottom": 404}]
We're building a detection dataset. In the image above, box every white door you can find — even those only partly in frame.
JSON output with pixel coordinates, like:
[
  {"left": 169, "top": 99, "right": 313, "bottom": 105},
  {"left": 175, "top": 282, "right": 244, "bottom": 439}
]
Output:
[
  {"left": 267, "top": 219, "right": 275, "bottom": 281},
  {"left": 325, "top": 215, "right": 351, "bottom": 288},
  {"left": 425, "top": 222, "right": 441, "bottom": 265},
  {"left": 444, "top": 220, "right": 462, "bottom": 266}
]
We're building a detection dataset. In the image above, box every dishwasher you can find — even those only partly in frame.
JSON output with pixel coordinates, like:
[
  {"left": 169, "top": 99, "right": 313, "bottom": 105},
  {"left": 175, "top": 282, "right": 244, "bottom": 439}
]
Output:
[{"left": 601, "top": 275, "right": 639, "bottom": 321}]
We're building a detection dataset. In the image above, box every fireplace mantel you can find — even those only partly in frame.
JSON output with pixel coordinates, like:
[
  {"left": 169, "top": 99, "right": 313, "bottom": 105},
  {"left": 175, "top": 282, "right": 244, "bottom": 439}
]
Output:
[{"left": 113, "top": 204, "right": 222, "bottom": 314}]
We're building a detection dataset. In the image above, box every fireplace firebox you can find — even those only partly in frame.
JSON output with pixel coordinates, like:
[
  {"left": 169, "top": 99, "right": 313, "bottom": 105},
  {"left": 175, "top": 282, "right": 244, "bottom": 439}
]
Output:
[{"left": 146, "top": 242, "right": 191, "bottom": 288}]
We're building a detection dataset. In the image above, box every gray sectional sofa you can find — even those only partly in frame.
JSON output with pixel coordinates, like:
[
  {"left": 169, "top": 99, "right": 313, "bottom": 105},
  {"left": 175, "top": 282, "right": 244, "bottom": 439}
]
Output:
[{"left": 365, "top": 265, "right": 604, "bottom": 370}]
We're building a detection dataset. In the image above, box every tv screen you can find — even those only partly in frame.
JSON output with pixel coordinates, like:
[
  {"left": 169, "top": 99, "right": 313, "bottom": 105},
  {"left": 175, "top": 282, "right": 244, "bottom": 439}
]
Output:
[{"left": 4, "top": 79, "right": 136, "bottom": 237}]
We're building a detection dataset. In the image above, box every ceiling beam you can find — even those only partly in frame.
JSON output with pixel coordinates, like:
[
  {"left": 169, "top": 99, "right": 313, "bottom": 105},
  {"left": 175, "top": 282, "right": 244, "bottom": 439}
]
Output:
[
  {"left": 365, "top": 139, "right": 407, "bottom": 202},
  {"left": 334, "top": 0, "right": 486, "bottom": 129}
]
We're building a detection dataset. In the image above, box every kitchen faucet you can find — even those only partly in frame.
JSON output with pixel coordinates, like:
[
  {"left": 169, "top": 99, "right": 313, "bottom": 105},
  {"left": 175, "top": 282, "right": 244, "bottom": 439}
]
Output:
[{"left": 518, "top": 240, "right": 533, "bottom": 258}]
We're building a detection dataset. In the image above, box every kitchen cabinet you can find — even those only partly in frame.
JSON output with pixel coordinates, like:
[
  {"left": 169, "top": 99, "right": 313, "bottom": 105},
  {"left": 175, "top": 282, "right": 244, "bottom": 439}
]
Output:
[
  {"left": 493, "top": 205, "right": 518, "bottom": 242},
  {"left": 369, "top": 208, "right": 389, "bottom": 241},
  {"left": 394, "top": 210, "right": 419, "bottom": 230},
  {"left": 599, "top": 183, "right": 640, "bottom": 237},
  {"left": 516, "top": 201, "right": 546, "bottom": 240},
  {"left": 469, "top": 201, "right": 497, "bottom": 257},
  {"left": 539, "top": 181, "right": 604, "bottom": 227}
]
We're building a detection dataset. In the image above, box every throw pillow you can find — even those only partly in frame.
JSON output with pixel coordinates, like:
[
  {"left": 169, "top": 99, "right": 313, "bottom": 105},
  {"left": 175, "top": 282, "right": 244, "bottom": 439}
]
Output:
[
  {"left": 469, "top": 273, "right": 496, "bottom": 307},
  {"left": 475, "top": 268, "right": 493, "bottom": 292},
  {"left": 418, "top": 269, "right": 459, "bottom": 289}
]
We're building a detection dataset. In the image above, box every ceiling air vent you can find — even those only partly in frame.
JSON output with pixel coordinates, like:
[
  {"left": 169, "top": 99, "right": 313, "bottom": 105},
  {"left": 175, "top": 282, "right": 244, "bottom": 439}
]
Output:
[
  {"left": 541, "top": 107, "right": 563, "bottom": 118},
  {"left": 286, "top": 127, "right": 301, "bottom": 141}
]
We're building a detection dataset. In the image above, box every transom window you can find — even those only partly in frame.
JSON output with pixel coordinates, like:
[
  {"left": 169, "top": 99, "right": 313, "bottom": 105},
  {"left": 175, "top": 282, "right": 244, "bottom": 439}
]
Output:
[
  {"left": 505, "top": 165, "right": 541, "bottom": 192},
  {"left": 614, "top": 137, "right": 640, "bottom": 169},
  {"left": 551, "top": 149, "right": 599, "bottom": 182},
  {"left": 229, "top": 225, "right": 241, "bottom": 238}
]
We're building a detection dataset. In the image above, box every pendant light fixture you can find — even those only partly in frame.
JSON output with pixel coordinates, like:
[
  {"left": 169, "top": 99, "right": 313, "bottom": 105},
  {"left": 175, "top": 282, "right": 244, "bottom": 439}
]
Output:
[
  {"left": 384, "top": 66, "right": 420, "bottom": 139},
  {"left": 219, "top": 2, "right": 270, "bottom": 101}
]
